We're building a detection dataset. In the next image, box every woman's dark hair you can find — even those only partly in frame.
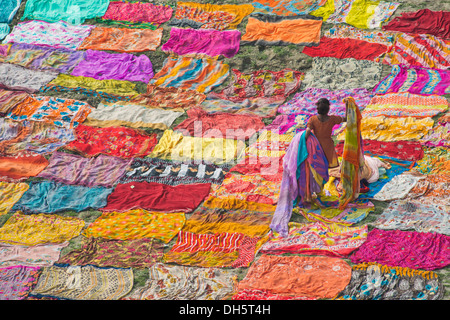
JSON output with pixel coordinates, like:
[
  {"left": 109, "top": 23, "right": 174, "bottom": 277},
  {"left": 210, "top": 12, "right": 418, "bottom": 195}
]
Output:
[{"left": 316, "top": 98, "right": 330, "bottom": 115}]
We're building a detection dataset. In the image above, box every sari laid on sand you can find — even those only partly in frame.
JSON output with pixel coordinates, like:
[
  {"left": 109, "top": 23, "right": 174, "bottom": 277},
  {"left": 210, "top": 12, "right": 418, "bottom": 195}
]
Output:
[
  {"left": 0, "top": 154, "right": 49, "bottom": 182},
  {"left": 0, "top": 266, "right": 41, "bottom": 300},
  {"left": 339, "top": 97, "right": 364, "bottom": 209},
  {"left": 0, "top": 181, "right": 29, "bottom": 215},
  {"left": 251, "top": 0, "right": 327, "bottom": 16},
  {"left": 0, "top": 89, "right": 29, "bottom": 115},
  {"left": 0, "top": 63, "right": 57, "bottom": 93},
  {"left": 270, "top": 131, "right": 329, "bottom": 237}
]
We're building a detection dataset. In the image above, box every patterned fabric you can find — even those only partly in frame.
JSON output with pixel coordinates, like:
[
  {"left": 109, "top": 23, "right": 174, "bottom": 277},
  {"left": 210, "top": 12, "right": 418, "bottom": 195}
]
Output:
[
  {"left": 374, "top": 64, "right": 450, "bottom": 95},
  {"left": 66, "top": 124, "right": 158, "bottom": 158},
  {"left": 0, "top": 154, "right": 49, "bottom": 181},
  {"left": 0, "top": 181, "right": 29, "bottom": 215},
  {"left": 7, "top": 95, "right": 92, "bottom": 129},
  {"left": 149, "top": 56, "right": 230, "bottom": 94},
  {"left": 261, "top": 221, "right": 367, "bottom": 257},
  {"left": 162, "top": 28, "right": 241, "bottom": 58},
  {"left": 3, "top": 20, "right": 94, "bottom": 50},
  {"left": 232, "top": 289, "right": 316, "bottom": 300},
  {"left": 241, "top": 15, "right": 322, "bottom": 46},
  {"left": 334, "top": 262, "right": 444, "bottom": 300},
  {"left": 413, "top": 147, "right": 450, "bottom": 175},
  {"left": 237, "top": 254, "right": 352, "bottom": 299},
  {"left": 163, "top": 230, "right": 262, "bottom": 268},
  {"left": 40, "top": 83, "right": 132, "bottom": 103},
  {"left": 101, "top": 1, "right": 173, "bottom": 26},
  {"left": 37, "top": 152, "right": 131, "bottom": 188},
  {"left": 58, "top": 238, "right": 165, "bottom": 268},
  {"left": 324, "top": 24, "right": 396, "bottom": 46},
  {"left": 0, "top": 89, "right": 29, "bottom": 115},
  {"left": 13, "top": 181, "right": 113, "bottom": 214},
  {"left": 350, "top": 228, "right": 450, "bottom": 270},
  {"left": 372, "top": 199, "right": 449, "bottom": 236},
  {"left": 30, "top": 265, "right": 133, "bottom": 300},
  {"left": 408, "top": 174, "right": 450, "bottom": 206},
  {"left": 383, "top": 33, "right": 450, "bottom": 70},
  {"left": 0, "top": 62, "right": 58, "bottom": 93},
  {"left": 0, "top": 43, "right": 86, "bottom": 74},
  {"left": 420, "top": 122, "right": 450, "bottom": 148},
  {"left": 362, "top": 93, "right": 448, "bottom": 118},
  {"left": 70, "top": 49, "right": 154, "bottom": 83},
  {"left": 119, "top": 157, "right": 226, "bottom": 186},
  {"left": 83, "top": 209, "right": 185, "bottom": 243},
  {"left": 372, "top": 173, "right": 424, "bottom": 201},
  {"left": 0, "top": 242, "right": 68, "bottom": 267},
  {"left": 264, "top": 114, "right": 309, "bottom": 134},
  {"left": 251, "top": 0, "right": 327, "bottom": 16},
  {"left": 0, "top": 266, "right": 41, "bottom": 300},
  {"left": 170, "top": 2, "right": 254, "bottom": 30},
  {"left": 302, "top": 57, "right": 382, "bottom": 90},
  {"left": 0, "top": 212, "right": 84, "bottom": 246},
  {"left": 244, "top": 130, "right": 294, "bottom": 158},
  {"left": 124, "top": 263, "right": 238, "bottom": 300}
]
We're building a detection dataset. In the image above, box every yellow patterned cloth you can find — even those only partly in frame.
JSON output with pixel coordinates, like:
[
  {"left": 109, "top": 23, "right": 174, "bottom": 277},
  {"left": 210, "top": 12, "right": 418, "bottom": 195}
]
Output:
[
  {"left": 0, "top": 212, "right": 84, "bottom": 245},
  {"left": 0, "top": 182, "right": 29, "bottom": 215},
  {"left": 245, "top": 130, "right": 294, "bottom": 158},
  {"left": 83, "top": 209, "right": 186, "bottom": 243}
]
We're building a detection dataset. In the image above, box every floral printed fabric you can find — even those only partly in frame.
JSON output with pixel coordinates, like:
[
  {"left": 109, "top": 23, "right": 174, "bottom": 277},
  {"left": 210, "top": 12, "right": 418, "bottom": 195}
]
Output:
[
  {"left": 324, "top": 24, "right": 396, "bottom": 46},
  {"left": 372, "top": 173, "right": 424, "bottom": 201},
  {"left": 66, "top": 124, "right": 158, "bottom": 158},
  {"left": 407, "top": 174, "right": 450, "bottom": 206},
  {"left": 251, "top": 0, "right": 327, "bottom": 16},
  {"left": 0, "top": 212, "right": 84, "bottom": 246},
  {"left": 58, "top": 238, "right": 165, "bottom": 268},
  {"left": 3, "top": 20, "right": 94, "bottom": 50},
  {"left": 350, "top": 228, "right": 450, "bottom": 270},
  {"left": 372, "top": 199, "right": 450, "bottom": 235},
  {"left": 411, "top": 147, "right": 450, "bottom": 175},
  {"left": 124, "top": 263, "right": 238, "bottom": 300},
  {"left": 83, "top": 209, "right": 186, "bottom": 243},
  {"left": 0, "top": 266, "right": 41, "bottom": 300},
  {"left": 335, "top": 262, "right": 444, "bottom": 300},
  {"left": 420, "top": 122, "right": 450, "bottom": 148},
  {"left": 0, "top": 181, "right": 29, "bottom": 215}
]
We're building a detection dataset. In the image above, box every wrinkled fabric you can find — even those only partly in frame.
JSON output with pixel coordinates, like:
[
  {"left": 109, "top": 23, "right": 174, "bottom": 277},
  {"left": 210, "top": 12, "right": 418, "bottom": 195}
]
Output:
[
  {"left": 324, "top": 24, "right": 396, "bottom": 46},
  {"left": 70, "top": 49, "right": 154, "bottom": 82},
  {"left": 101, "top": 1, "right": 173, "bottom": 26},
  {"left": 132, "top": 85, "right": 206, "bottom": 110},
  {"left": 0, "top": 266, "right": 40, "bottom": 300},
  {"left": 0, "top": 0, "right": 21, "bottom": 23},
  {"left": 413, "top": 147, "right": 450, "bottom": 175},
  {"left": 0, "top": 154, "right": 49, "bottom": 182},
  {"left": 0, "top": 242, "right": 68, "bottom": 267},
  {"left": 408, "top": 174, "right": 450, "bottom": 206},
  {"left": 0, "top": 63, "right": 57, "bottom": 93},
  {"left": 0, "top": 181, "right": 29, "bottom": 215},
  {"left": 251, "top": 0, "right": 327, "bottom": 16},
  {"left": 372, "top": 173, "right": 424, "bottom": 201},
  {"left": 421, "top": 122, "right": 450, "bottom": 148},
  {"left": 0, "top": 89, "right": 29, "bottom": 115},
  {"left": 0, "top": 24, "right": 9, "bottom": 40}
]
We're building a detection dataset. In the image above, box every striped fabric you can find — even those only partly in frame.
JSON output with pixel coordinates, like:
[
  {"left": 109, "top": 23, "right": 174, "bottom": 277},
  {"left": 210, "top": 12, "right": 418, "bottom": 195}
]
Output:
[
  {"left": 383, "top": 33, "right": 450, "bottom": 70},
  {"left": 149, "top": 56, "right": 230, "bottom": 93}
]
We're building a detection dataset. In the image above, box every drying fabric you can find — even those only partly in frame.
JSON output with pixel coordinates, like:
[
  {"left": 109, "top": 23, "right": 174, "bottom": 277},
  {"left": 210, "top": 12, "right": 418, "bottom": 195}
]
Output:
[
  {"left": 322, "top": 0, "right": 400, "bottom": 29},
  {"left": 0, "top": 266, "right": 40, "bottom": 300},
  {"left": 0, "top": 89, "right": 29, "bottom": 115},
  {"left": 210, "top": 173, "right": 281, "bottom": 205},
  {"left": 374, "top": 64, "right": 450, "bottom": 95},
  {"left": 212, "top": 68, "right": 304, "bottom": 103},
  {"left": 264, "top": 114, "right": 309, "bottom": 135},
  {"left": 161, "top": 28, "right": 241, "bottom": 58},
  {"left": 83, "top": 101, "right": 183, "bottom": 130},
  {"left": 47, "top": 74, "right": 139, "bottom": 97},
  {"left": 0, "top": 44, "right": 10, "bottom": 56},
  {"left": 0, "top": 43, "right": 86, "bottom": 74},
  {"left": 335, "top": 140, "right": 424, "bottom": 162},
  {"left": 148, "top": 129, "right": 245, "bottom": 165},
  {"left": 65, "top": 124, "right": 158, "bottom": 158},
  {"left": 58, "top": 238, "right": 165, "bottom": 269},
  {"left": 277, "top": 87, "right": 372, "bottom": 116},
  {"left": 0, "top": 118, "right": 21, "bottom": 143},
  {"left": 324, "top": 24, "right": 396, "bottom": 46},
  {"left": 131, "top": 85, "right": 206, "bottom": 110},
  {"left": 0, "top": 63, "right": 57, "bottom": 93},
  {"left": 7, "top": 95, "right": 92, "bottom": 129},
  {"left": 124, "top": 263, "right": 237, "bottom": 300},
  {"left": 251, "top": 0, "right": 327, "bottom": 16},
  {"left": 261, "top": 221, "right": 367, "bottom": 257},
  {"left": 303, "top": 36, "right": 388, "bottom": 61},
  {"left": 149, "top": 56, "right": 230, "bottom": 94},
  {"left": 382, "top": 9, "right": 450, "bottom": 40},
  {"left": 421, "top": 122, "right": 450, "bottom": 148},
  {"left": 203, "top": 196, "right": 276, "bottom": 213},
  {"left": 270, "top": 131, "right": 329, "bottom": 237},
  {"left": 83, "top": 209, "right": 185, "bottom": 243},
  {"left": 383, "top": 33, "right": 450, "bottom": 70},
  {"left": 350, "top": 228, "right": 450, "bottom": 270},
  {"left": 101, "top": 1, "right": 173, "bottom": 26},
  {"left": 241, "top": 14, "right": 322, "bottom": 46},
  {"left": 232, "top": 289, "right": 316, "bottom": 300},
  {"left": 0, "top": 242, "right": 68, "bottom": 267},
  {"left": 408, "top": 174, "right": 450, "bottom": 206},
  {"left": 0, "top": 182, "right": 29, "bottom": 215},
  {"left": 119, "top": 157, "right": 226, "bottom": 186},
  {"left": 413, "top": 147, "right": 450, "bottom": 175},
  {"left": 0, "top": 154, "right": 49, "bottom": 181},
  {"left": 237, "top": 254, "right": 351, "bottom": 299},
  {"left": 3, "top": 20, "right": 94, "bottom": 50},
  {"left": 0, "top": 24, "right": 9, "bottom": 40},
  {"left": 372, "top": 173, "right": 424, "bottom": 201},
  {"left": 37, "top": 152, "right": 131, "bottom": 188},
  {"left": 13, "top": 180, "right": 113, "bottom": 214},
  {"left": 0, "top": 0, "right": 21, "bottom": 23},
  {"left": 102, "top": 181, "right": 211, "bottom": 213},
  {"left": 362, "top": 92, "right": 449, "bottom": 118},
  {"left": 372, "top": 200, "right": 449, "bottom": 236},
  {"left": 174, "top": 107, "right": 264, "bottom": 140},
  {"left": 0, "top": 212, "right": 84, "bottom": 246},
  {"left": 30, "top": 265, "right": 133, "bottom": 300},
  {"left": 244, "top": 130, "right": 294, "bottom": 158},
  {"left": 163, "top": 230, "right": 262, "bottom": 268},
  {"left": 334, "top": 262, "right": 444, "bottom": 300},
  {"left": 440, "top": 113, "right": 450, "bottom": 123},
  {"left": 170, "top": 2, "right": 253, "bottom": 30},
  {"left": 230, "top": 155, "right": 284, "bottom": 177},
  {"left": 78, "top": 26, "right": 163, "bottom": 52},
  {"left": 70, "top": 49, "right": 154, "bottom": 83},
  {"left": 302, "top": 57, "right": 383, "bottom": 90}
]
